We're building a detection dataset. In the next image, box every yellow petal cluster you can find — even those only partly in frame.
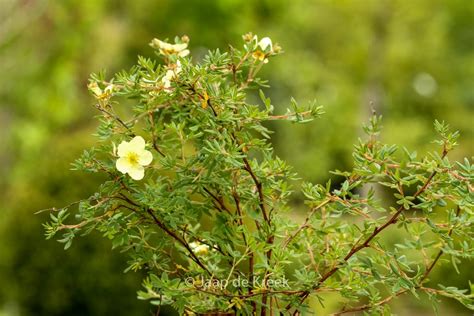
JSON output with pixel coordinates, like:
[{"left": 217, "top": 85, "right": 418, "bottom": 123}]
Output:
[
  {"left": 150, "top": 38, "right": 190, "bottom": 57},
  {"left": 189, "top": 241, "right": 210, "bottom": 255},
  {"left": 162, "top": 61, "right": 182, "bottom": 92},
  {"left": 115, "top": 136, "right": 153, "bottom": 180},
  {"left": 88, "top": 82, "right": 114, "bottom": 100},
  {"left": 251, "top": 36, "right": 273, "bottom": 63}
]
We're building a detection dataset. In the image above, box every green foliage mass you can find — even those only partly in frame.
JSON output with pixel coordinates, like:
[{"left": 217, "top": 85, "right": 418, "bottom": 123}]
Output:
[
  {"left": 44, "top": 35, "right": 473, "bottom": 315},
  {"left": 0, "top": 1, "right": 472, "bottom": 315}
]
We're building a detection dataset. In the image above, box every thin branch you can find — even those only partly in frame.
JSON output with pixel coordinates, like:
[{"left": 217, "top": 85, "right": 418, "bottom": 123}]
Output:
[
  {"left": 232, "top": 181, "right": 257, "bottom": 313},
  {"left": 421, "top": 205, "right": 461, "bottom": 280},
  {"left": 289, "top": 150, "right": 448, "bottom": 311},
  {"left": 242, "top": 157, "right": 273, "bottom": 315},
  {"left": 331, "top": 290, "right": 408, "bottom": 316},
  {"left": 243, "top": 157, "right": 269, "bottom": 223},
  {"left": 203, "top": 186, "right": 233, "bottom": 215},
  {"left": 95, "top": 103, "right": 132, "bottom": 133},
  {"left": 125, "top": 103, "right": 170, "bottom": 125},
  {"left": 266, "top": 110, "right": 313, "bottom": 121},
  {"left": 331, "top": 205, "right": 462, "bottom": 315},
  {"left": 146, "top": 208, "right": 211, "bottom": 275},
  {"left": 148, "top": 111, "right": 165, "bottom": 157},
  {"left": 283, "top": 198, "right": 331, "bottom": 247}
]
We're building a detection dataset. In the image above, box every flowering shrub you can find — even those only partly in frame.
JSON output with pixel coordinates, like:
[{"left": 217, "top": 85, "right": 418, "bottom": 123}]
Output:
[{"left": 43, "top": 34, "right": 473, "bottom": 315}]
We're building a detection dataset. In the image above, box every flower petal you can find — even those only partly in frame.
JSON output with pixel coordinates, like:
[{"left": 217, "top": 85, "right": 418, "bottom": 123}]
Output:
[
  {"left": 138, "top": 149, "right": 153, "bottom": 166},
  {"left": 129, "top": 136, "right": 146, "bottom": 151},
  {"left": 175, "top": 61, "right": 183, "bottom": 74},
  {"left": 157, "top": 39, "right": 173, "bottom": 50},
  {"left": 116, "top": 157, "right": 131, "bottom": 174},
  {"left": 178, "top": 49, "right": 190, "bottom": 57},
  {"left": 117, "top": 141, "right": 130, "bottom": 157},
  {"left": 162, "top": 79, "right": 171, "bottom": 90},
  {"left": 164, "top": 69, "right": 175, "bottom": 80},
  {"left": 258, "top": 37, "right": 273, "bottom": 51},
  {"left": 173, "top": 43, "right": 188, "bottom": 51},
  {"left": 128, "top": 166, "right": 145, "bottom": 180}
]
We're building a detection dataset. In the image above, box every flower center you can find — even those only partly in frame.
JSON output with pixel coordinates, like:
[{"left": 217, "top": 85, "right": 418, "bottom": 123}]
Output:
[
  {"left": 252, "top": 50, "right": 266, "bottom": 61},
  {"left": 126, "top": 152, "right": 140, "bottom": 166},
  {"left": 162, "top": 48, "right": 178, "bottom": 55}
]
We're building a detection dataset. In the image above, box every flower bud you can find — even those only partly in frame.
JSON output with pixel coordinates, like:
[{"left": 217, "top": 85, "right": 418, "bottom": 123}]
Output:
[{"left": 242, "top": 32, "right": 254, "bottom": 42}]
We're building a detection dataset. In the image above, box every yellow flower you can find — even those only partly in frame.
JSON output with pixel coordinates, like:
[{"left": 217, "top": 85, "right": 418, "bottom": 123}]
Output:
[
  {"left": 162, "top": 61, "right": 182, "bottom": 92},
  {"left": 115, "top": 136, "right": 153, "bottom": 180},
  {"left": 251, "top": 35, "right": 273, "bottom": 63},
  {"left": 252, "top": 50, "right": 268, "bottom": 63},
  {"left": 189, "top": 241, "right": 210, "bottom": 255},
  {"left": 150, "top": 38, "right": 190, "bottom": 57},
  {"left": 88, "top": 82, "right": 114, "bottom": 100}
]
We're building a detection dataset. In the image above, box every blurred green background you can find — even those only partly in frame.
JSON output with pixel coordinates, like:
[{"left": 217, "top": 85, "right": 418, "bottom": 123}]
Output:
[{"left": 0, "top": 0, "right": 472, "bottom": 315}]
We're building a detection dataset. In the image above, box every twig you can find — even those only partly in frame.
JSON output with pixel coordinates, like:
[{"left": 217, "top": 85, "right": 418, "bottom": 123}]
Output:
[
  {"left": 148, "top": 111, "right": 165, "bottom": 157},
  {"left": 288, "top": 149, "right": 448, "bottom": 312},
  {"left": 203, "top": 187, "right": 233, "bottom": 215},
  {"left": 331, "top": 204, "right": 462, "bottom": 315},
  {"left": 146, "top": 208, "right": 211, "bottom": 275},
  {"left": 283, "top": 198, "right": 331, "bottom": 248}
]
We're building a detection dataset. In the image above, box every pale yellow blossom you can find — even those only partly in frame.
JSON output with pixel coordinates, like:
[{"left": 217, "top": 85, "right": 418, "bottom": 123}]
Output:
[
  {"left": 189, "top": 241, "right": 210, "bottom": 255},
  {"left": 150, "top": 38, "right": 190, "bottom": 57},
  {"left": 251, "top": 35, "right": 273, "bottom": 52},
  {"left": 257, "top": 37, "right": 273, "bottom": 51},
  {"left": 162, "top": 61, "right": 182, "bottom": 92},
  {"left": 115, "top": 136, "right": 153, "bottom": 180},
  {"left": 88, "top": 82, "right": 114, "bottom": 100},
  {"left": 251, "top": 35, "right": 273, "bottom": 63}
]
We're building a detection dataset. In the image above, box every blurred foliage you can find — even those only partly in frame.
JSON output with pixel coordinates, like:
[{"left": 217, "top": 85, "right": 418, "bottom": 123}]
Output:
[{"left": 0, "top": 0, "right": 472, "bottom": 315}]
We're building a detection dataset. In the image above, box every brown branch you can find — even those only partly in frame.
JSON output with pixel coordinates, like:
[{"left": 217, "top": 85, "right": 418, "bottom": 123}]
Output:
[
  {"left": 57, "top": 201, "right": 137, "bottom": 231},
  {"left": 331, "top": 290, "right": 407, "bottom": 316},
  {"left": 125, "top": 103, "right": 170, "bottom": 125},
  {"left": 232, "top": 179, "right": 258, "bottom": 313},
  {"left": 146, "top": 208, "right": 211, "bottom": 275},
  {"left": 206, "top": 98, "right": 218, "bottom": 116},
  {"left": 288, "top": 150, "right": 448, "bottom": 312},
  {"left": 187, "top": 84, "right": 218, "bottom": 116},
  {"left": 148, "top": 111, "right": 165, "bottom": 157},
  {"left": 230, "top": 50, "right": 250, "bottom": 87},
  {"left": 118, "top": 189, "right": 143, "bottom": 205},
  {"left": 231, "top": 189, "right": 254, "bottom": 279},
  {"left": 203, "top": 186, "right": 233, "bottom": 215},
  {"left": 241, "top": 157, "right": 274, "bottom": 315},
  {"left": 283, "top": 198, "right": 331, "bottom": 248},
  {"left": 266, "top": 110, "right": 313, "bottom": 121},
  {"left": 331, "top": 204, "right": 462, "bottom": 315},
  {"left": 242, "top": 157, "right": 274, "bottom": 315},
  {"left": 421, "top": 205, "right": 461, "bottom": 280},
  {"left": 243, "top": 157, "right": 269, "bottom": 223},
  {"left": 95, "top": 103, "right": 132, "bottom": 133},
  {"left": 261, "top": 234, "right": 275, "bottom": 316}
]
